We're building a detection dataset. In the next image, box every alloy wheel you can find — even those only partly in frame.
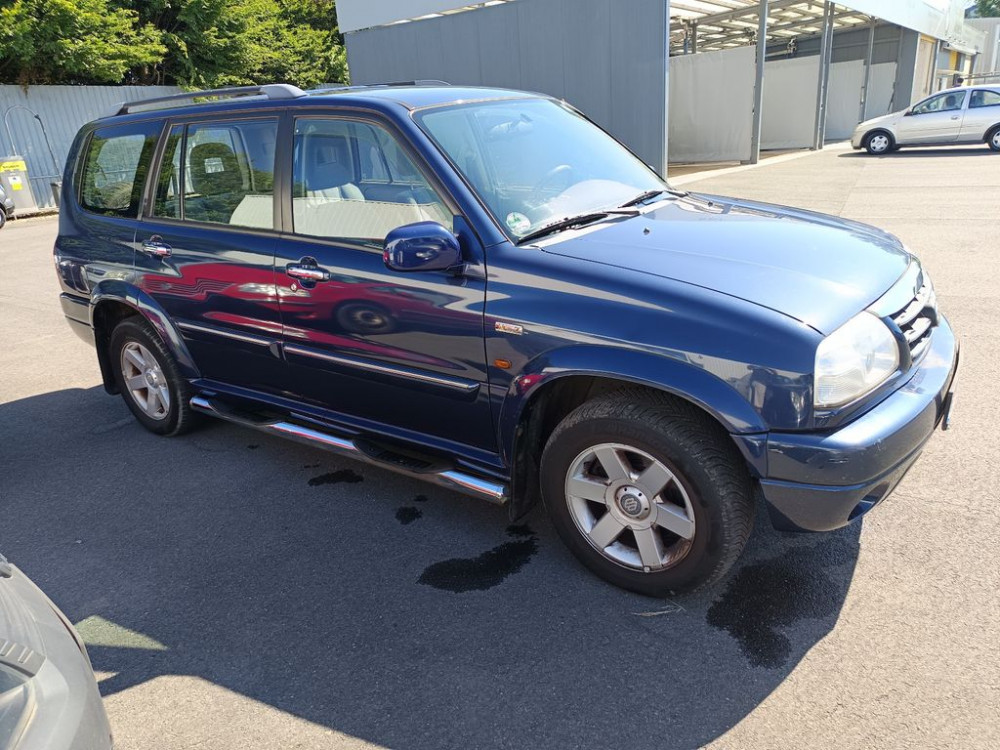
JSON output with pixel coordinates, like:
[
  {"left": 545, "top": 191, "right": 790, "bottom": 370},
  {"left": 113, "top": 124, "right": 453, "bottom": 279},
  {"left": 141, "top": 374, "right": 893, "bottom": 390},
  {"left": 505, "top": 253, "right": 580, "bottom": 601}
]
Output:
[
  {"left": 564, "top": 443, "right": 696, "bottom": 572},
  {"left": 120, "top": 341, "right": 171, "bottom": 420}
]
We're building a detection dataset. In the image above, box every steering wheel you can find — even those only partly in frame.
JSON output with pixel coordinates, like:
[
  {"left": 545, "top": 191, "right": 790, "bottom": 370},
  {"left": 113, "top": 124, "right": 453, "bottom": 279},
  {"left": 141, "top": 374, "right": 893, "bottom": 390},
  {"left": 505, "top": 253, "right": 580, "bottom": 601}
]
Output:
[{"left": 530, "top": 164, "right": 574, "bottom": 204}]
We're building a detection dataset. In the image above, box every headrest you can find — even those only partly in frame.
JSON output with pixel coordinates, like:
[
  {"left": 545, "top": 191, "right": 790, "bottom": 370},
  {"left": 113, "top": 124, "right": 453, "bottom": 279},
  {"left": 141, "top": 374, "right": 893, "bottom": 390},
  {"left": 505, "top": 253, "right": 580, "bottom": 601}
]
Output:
[{"left": 189, "top": 142, "right": 243, "bottom": 195}]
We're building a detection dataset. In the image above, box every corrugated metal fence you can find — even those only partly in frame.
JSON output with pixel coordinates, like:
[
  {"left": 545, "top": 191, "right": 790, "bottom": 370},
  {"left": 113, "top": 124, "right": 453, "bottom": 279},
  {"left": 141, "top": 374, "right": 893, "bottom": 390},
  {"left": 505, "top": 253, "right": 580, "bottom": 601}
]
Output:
[{"left": 0, "top": 85, "right": 181, "bottom": 210}]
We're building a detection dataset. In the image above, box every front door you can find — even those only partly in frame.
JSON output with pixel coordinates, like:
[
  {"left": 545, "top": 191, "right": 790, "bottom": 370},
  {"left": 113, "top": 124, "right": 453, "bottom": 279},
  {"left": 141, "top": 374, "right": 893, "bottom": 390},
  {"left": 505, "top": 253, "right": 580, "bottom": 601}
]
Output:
[
  {"left": 896, "top": 91, "right": 967, "bottom": 144},
  {"left": 273, "top": 115, "right": 494, "bottom": 451},
  {"left": 136, "top": 116, "right": 287, "bottom": 394}
]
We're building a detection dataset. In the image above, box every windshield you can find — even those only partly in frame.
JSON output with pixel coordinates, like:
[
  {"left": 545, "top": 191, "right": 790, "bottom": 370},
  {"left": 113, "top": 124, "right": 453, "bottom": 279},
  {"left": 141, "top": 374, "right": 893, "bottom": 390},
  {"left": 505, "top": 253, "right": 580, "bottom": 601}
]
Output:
[{"left": 416, "top": 98, "right": 666, "bottom": 240}]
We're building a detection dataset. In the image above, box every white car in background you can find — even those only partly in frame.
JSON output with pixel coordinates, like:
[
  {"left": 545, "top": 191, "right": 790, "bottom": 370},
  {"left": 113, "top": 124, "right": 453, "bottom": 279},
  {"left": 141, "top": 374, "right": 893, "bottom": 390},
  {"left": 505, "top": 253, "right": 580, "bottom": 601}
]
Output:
[{"left": 852, "top": 85, "right": 1000, "bottom": 155}]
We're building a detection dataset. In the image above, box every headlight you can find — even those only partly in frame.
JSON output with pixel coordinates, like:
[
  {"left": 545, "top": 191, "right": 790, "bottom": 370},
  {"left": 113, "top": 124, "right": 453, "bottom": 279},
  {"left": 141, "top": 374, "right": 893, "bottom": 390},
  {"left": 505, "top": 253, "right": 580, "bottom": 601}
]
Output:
[{"left": 814, "top": 312, "right": 899, "bottom": 408}]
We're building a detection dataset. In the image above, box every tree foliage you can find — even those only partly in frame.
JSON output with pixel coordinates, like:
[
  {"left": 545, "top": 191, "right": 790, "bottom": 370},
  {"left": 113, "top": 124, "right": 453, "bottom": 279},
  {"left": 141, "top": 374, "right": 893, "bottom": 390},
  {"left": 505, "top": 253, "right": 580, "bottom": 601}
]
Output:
[
  {"left": 0, "top": 0, "right": 165, "bottom": 85},
  {"left": 0, "top": 0, "right": 348, "bottom": 87},
  {"left": 975, "top": 0, "right": 1000, "bottom": 17}
]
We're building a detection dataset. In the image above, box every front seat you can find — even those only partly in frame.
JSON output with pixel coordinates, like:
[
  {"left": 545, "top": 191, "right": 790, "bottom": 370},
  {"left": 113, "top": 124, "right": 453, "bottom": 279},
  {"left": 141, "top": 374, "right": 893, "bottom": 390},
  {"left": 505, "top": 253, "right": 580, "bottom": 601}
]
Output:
[
  {"left": 302, "top": 138, "right": 364, "bottom": 201},
  {"left": 188, "top": 142, "right": 245, "bottom": 223},
  {"left": 944, "top": 94, "right": 958, "bottom": 110}
]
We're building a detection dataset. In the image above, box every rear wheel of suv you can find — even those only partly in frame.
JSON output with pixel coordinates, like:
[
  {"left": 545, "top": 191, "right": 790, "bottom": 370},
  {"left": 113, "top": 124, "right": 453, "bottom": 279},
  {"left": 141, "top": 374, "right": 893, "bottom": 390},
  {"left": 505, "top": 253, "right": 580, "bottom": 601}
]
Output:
[
  {"left": 540, "top": 391, "right": 754, "bottom": 596},
  {"left": 109, "top": 317, "right": 197, "bottom": 436}
]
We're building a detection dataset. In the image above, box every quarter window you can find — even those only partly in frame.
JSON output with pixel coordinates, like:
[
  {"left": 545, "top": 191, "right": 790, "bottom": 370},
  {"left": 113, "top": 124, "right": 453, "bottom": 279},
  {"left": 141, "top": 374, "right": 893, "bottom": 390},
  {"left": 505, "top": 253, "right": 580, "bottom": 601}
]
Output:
[
  {"left": 970, "top": 89, "right": 1000, "bottom": 108},
  {"left": 79, "top": 123, "right": 160, "bottom": 217},
  {"left": 292, "top": 118, "right": 451, "bottom": 244},
  {"left": 153, "top": 118, "right": 278, "bottom": 229}
]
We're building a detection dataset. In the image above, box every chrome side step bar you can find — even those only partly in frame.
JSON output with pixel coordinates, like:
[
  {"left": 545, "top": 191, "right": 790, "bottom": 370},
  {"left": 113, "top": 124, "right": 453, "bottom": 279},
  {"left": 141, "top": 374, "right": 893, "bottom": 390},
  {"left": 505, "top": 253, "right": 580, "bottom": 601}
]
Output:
[{"left": 190, "top": 395, "right": 508, "bottom": 506}]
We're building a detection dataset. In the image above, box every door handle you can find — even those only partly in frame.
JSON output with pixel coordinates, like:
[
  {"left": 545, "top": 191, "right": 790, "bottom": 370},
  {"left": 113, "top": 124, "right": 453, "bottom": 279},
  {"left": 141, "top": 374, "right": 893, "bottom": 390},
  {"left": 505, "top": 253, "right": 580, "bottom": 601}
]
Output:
[
  {"left": 140, "top": 236, "right": 171, "bottom": 258},
  {"left": 286, "top": 262, "right": 330, "bottom": 282},
  {"left": 950, "top": 115, "right": 961, "bottom": 120}
]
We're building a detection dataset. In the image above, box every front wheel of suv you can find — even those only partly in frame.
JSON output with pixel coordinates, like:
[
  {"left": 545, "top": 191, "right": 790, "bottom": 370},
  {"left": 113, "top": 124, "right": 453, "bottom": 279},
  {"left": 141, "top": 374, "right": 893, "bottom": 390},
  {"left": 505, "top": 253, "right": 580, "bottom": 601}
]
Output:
[
  {"left": 109, "top": 317, "right": 197, "bottom": 436},
  {"left": 540, "top": 391, "right": 754, "bottom": 596}
]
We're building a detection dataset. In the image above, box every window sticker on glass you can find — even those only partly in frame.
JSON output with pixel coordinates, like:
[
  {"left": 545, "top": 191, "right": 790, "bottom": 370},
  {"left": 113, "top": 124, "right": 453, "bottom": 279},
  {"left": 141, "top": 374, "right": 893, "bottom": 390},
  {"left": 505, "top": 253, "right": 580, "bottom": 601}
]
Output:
[{"left": 506, "top": 211, "right": 530, "bottom": 235}]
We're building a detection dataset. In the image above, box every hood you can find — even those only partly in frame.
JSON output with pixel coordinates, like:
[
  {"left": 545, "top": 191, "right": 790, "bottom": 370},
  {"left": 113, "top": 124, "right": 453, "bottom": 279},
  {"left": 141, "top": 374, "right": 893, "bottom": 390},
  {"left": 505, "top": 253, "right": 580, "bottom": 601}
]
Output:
[
  {"left": 856, "top": 108, "right": 905, "bottom": 132},
  {"left": 540, "top": 194, "right": 911, "bottom": 334}
]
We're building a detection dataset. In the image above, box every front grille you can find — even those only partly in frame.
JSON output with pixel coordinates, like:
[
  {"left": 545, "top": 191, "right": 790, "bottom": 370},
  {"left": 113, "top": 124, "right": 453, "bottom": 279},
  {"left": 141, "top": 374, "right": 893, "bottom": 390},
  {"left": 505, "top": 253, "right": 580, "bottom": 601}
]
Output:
[{"left": 891, "top": 282, "right": 937, "bottom": 361}]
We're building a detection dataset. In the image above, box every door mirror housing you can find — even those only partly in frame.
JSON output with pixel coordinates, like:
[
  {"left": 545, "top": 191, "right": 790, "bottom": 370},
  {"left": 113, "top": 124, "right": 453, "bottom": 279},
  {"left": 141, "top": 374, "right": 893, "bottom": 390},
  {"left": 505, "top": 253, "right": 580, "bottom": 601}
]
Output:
[
  {"left": 904, "top": 109, "right": 913, "bottom": 116},
  {"left": 383, "top": 222, "right": 462, "bottom": 273}
]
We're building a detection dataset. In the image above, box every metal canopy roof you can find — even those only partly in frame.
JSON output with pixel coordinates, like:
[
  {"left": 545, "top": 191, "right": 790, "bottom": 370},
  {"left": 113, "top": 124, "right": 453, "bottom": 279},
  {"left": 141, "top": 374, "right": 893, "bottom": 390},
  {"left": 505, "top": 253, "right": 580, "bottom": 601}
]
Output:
[
  {"left": 670, "top": 1, "right": 874, "bottom": 54},
  {"left": 669, "top": 0, "right": 985, "bottom": 55}
]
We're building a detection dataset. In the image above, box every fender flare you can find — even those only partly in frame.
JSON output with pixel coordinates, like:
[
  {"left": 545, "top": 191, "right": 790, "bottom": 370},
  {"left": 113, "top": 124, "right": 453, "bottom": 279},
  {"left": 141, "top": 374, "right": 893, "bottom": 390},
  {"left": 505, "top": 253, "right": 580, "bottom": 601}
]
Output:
[
  {"left": 90, "top": 279, "right": 201, "bottom": 383},
  {"left": 497, "top": 344, "right": 768, "bottom": 462}
]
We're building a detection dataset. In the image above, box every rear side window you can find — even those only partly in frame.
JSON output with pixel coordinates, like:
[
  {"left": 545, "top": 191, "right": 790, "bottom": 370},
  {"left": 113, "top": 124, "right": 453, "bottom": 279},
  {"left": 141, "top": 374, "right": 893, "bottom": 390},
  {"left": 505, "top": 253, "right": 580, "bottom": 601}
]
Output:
[
  {"left": 970, "top": 90, "right": 1000, "bottom": 108},
  {"left": 79, "top": 123, "right": 161, "bottom": 217},
  {"left": 153, "top": 118, "right": 278, "bottom": 229}
]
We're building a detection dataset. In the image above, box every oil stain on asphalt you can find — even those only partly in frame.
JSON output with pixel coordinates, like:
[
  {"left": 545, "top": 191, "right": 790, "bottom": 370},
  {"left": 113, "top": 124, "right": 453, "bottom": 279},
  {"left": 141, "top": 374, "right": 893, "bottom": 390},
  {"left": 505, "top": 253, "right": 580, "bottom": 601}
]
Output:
[
  {"left": 706, "top": 544, "right": 846, "bottom": 669},
  {"left": 308, "top": 469, "right": 364, "bottom": 487},
  {"left": 395, "top": 507, "right": 422, "bottom": 525},
  {"left": 418, "top": 525, "right": 537, "bottom": 593}
]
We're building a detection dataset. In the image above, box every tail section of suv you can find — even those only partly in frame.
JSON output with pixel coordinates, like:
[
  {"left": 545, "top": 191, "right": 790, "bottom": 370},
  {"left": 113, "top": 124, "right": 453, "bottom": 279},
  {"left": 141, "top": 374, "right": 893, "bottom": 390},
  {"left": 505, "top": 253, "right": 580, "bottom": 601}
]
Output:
[{"left": 55, "top": 83, "right": 958, "bottom": 595}]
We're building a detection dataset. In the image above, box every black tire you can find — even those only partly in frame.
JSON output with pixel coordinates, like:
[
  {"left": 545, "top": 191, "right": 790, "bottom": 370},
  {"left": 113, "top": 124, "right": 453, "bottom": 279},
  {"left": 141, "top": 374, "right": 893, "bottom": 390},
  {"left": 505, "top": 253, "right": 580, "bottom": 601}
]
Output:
[
  {"left": 987, "top": 126, "right": 1000, "bottom": 152},
  {"left": 109, "top": 317, "right": 198, "bottom": 436},
  {"left": 540, "top": 390, "right": 754, "bottom": 596},
  {"left": 864, "top": 130, "right": 894, "bottom": 155},
  {"left": 0, "top": 211, "right": 6, "bottom": 230}
]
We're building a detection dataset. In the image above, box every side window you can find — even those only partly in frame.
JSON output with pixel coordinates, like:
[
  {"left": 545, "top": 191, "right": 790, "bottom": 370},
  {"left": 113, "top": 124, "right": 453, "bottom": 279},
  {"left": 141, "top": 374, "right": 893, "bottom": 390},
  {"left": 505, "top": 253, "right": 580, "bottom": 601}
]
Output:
[
  {"left": 152, "top": 118, "right": 278, "bottom": 229},
  {"left": 912, "top": 91, "right": 966, "bottom": 115},
  {"left": 79, "top": 123, "right": 161, "bottom": 217},
  {"left": 292, "top": 118, "right": 452, "bottom": 244},
  {"left": 970, "top": 90, "right": 1000, "bottom": 108}
]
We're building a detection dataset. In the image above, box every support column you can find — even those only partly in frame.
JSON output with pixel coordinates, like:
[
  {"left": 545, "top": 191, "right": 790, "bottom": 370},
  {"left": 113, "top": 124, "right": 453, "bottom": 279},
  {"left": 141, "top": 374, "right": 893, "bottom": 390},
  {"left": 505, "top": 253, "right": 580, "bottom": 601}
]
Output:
[
  {"left": 812, "top": 1, "right": 834, "bottom": 150},
  {"left": 691, "top": 22, "right": 698, "bottom": 54},
  {"left": 858, "top": 17, "right": 876, "bottom": 123},
  {"left": 748, "top": 0, "right": 768, "bottom": 165}
]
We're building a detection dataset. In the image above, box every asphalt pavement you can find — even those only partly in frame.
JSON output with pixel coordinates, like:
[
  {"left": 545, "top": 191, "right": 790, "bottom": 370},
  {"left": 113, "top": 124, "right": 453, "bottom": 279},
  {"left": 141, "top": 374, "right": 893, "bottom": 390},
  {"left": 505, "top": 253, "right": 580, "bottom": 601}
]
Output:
[{"left": 1, "top": 142, "right": 997, "bottom": 749}]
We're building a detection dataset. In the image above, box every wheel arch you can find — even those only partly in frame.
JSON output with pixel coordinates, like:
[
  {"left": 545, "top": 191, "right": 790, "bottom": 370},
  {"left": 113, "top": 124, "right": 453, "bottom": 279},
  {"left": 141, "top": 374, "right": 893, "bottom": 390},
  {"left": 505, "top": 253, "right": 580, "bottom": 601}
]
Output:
[
  {"left": 985, "top": 123, "right": 1000, "bottom": 142},
  {"left": 501, "top": 347, "right": 768, "bottom": 521},
  {"left": 90, "top": 281, "right": 200, "bottom": 393}
]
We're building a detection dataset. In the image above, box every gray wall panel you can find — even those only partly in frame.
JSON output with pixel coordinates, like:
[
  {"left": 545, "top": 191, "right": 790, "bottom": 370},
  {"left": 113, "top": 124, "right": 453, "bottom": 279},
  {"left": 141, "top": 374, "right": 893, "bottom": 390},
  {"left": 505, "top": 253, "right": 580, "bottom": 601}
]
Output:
[{"left": 345, "top": 0, "right": 668, "bottom": 169}]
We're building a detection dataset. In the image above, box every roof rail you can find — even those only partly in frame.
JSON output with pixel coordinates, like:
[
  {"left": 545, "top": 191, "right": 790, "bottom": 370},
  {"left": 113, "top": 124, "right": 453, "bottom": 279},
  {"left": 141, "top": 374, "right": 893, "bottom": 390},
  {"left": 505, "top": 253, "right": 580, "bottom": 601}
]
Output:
[
  {"left": 308, "top": 80, "right": 452, "bottom": 94},
  {"left": 103, "top": 83, "right": 306, "bottom": 118}
]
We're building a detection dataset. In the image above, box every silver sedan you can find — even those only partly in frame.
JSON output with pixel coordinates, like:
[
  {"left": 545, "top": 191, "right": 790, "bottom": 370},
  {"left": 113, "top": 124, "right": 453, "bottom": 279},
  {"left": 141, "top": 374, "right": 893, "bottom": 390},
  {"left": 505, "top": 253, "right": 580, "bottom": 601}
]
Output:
[
  {"left": 852, "top": 85, "right": 1000, "bottom": 155},
  {"left": 0, "top": 553, "right": 112, "bottom": 749}
]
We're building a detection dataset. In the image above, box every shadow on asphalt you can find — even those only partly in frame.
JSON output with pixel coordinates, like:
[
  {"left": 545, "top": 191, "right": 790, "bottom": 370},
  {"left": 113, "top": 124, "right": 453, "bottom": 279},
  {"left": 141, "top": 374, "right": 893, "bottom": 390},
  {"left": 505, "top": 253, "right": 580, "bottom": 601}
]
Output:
[
  {"left": 838, "top": 146, "right": 995, "bottom": 159},
  {"left": 1, "top": 387, "right": 862, "bottom": 749}
]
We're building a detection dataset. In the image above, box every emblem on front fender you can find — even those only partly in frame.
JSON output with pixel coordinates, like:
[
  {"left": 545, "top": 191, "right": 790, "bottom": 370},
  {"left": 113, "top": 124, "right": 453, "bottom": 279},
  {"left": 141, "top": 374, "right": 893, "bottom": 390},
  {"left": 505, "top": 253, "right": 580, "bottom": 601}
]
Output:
[{"left": 495, "top": 321, "right": 524, "bottom": 335}]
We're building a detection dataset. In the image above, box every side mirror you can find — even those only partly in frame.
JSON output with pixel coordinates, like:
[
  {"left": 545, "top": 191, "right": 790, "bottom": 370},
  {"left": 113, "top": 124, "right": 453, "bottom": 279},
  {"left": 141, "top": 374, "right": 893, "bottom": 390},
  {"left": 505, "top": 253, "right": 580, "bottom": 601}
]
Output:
[
  {"left": 903, "top": 109, "right": 913, "bottom": 116},
  {"left": 383, "top": 221, "right": 462, "bottom": 273}
]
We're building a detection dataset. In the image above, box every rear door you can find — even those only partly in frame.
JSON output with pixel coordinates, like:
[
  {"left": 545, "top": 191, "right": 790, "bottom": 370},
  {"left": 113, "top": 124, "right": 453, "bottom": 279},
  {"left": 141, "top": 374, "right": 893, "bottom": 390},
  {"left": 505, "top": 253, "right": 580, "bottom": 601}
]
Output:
[
  {"left": 960, "top": 88, "right": 1000, "bottom": 143},
  {"left": 272, "top": 113, "right": 494, "bottom": 451},
  {"left": 135, "top": 114, "right": 287, "bottom": 393},
  {"left": 896, "top": 91, "right": 967, "bottom": 144}
]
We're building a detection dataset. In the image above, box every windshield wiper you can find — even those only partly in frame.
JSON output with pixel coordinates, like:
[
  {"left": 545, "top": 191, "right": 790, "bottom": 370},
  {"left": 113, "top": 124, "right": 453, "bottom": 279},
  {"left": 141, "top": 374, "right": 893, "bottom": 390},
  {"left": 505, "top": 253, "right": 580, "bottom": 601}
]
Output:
[
  {"left": 619, "top": 188, "right": 687, "bottom": 208},
  {"left": 516, "top": 209, "right": 639, "bottom": 245}
]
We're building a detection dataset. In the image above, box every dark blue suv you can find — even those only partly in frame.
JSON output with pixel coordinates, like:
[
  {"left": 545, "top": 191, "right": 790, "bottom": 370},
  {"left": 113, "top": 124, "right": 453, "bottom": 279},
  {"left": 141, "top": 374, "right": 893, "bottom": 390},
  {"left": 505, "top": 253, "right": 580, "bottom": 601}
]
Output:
[{"left": 55, "top": 83, "right": 958, "bottom": 595}]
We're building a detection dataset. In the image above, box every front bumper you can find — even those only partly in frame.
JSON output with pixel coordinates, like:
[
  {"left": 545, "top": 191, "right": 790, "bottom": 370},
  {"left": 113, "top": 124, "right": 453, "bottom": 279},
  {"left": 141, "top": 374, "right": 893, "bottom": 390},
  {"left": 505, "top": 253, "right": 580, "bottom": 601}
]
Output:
[
  {"left": 850, "top": 131, "right": 864, "bottom": 149},
  {"left": 760, "top": 316, "right": 958, "bottom": 531}
]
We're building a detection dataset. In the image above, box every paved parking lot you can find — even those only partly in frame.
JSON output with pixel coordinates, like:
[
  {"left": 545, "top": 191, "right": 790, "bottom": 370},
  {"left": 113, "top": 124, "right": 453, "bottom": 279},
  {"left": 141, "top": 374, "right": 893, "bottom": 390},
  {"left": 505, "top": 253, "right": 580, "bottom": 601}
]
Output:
[{"left": 1, "top": 143, "right": 998, "bottom": 749}]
